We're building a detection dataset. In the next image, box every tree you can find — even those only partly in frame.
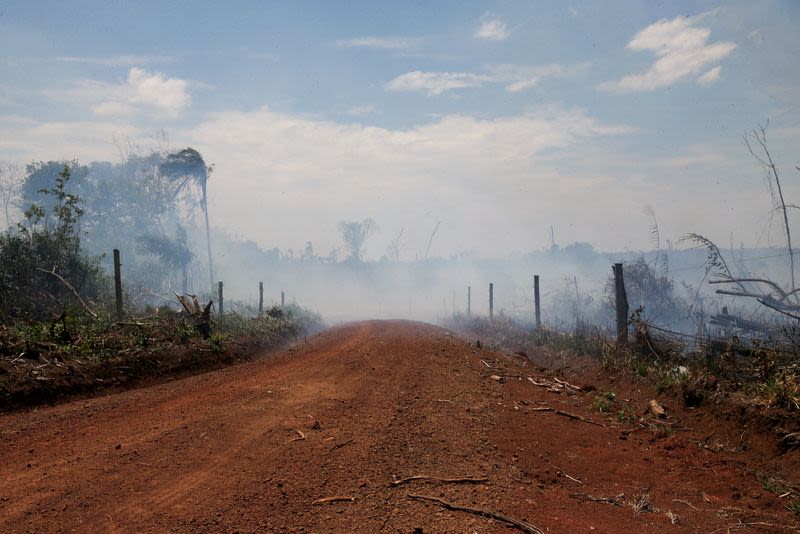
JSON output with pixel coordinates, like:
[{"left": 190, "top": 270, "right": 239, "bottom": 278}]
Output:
[
  {"left": 137, "top": 225, "right": 194, "bottom": 292},
  {"left": 744, "top": 124, "right": 795, "bottom": 291},
  {"left": 21, "top": 160, "right": 90, "bottom": 230},
  {"left": 684, "top": 124, "right": 800, "bottom": 322},
  {"left": 338, "top": 218, "right": 378, "bottom": 263},
  {"left": 77, "top": 154, "right": 174, "bottom": 255},
  {"left": 386, "top": 227, "right": 405, "bottom": 261},
  {"left": 0, "top": 164, "right": 105, "bottom": 321},
  {"left": 160, "top": 148, "right": 214, "bottom": 290},
  {"left": 0, "top": 162, "right": 23, "bottom": 229}
]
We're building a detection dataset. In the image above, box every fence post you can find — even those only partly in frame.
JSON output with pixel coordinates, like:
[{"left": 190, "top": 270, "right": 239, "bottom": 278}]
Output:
[
  {"left": 259, "top": 282, "right": 264, "bottom": 316},
  {"left": 467, "top": 286, "right": 471, "bottom": 318},
  {"left": 613, "top": 263, "right": 628, "bottom": 345},
  {"left": 218, "top": 281, "right": 224, "bottom": 316},
  {"left": 534, "top": 275, "right": 541, "bottom": 329},
  {"left": 113, "top": 248, "right": 123, "bottom": 322},
  {"left": 281, "top": 290, "right": 285, "bottom": 307},
  {"left": 489, "top": 282, "right": 494, "bottom": 322}
]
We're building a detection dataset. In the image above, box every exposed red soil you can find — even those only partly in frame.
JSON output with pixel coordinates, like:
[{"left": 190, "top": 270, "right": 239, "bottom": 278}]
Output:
[
  {"left": 1, "top": 320, "right": 798, "bottom": 533},
  {"left": 488, "top": 336, "right": 800, "bottom": 484}
]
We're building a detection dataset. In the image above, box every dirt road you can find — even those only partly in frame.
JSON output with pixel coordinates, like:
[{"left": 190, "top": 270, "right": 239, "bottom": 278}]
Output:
[{"left": 1, "top": 321, "right": 796, "bottom": 533}]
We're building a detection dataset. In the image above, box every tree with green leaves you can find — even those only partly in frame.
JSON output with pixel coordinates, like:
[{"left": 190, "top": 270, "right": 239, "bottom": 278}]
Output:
[
  {"left": 21, "top": 160, "right": 90, "bottom": 229},
  {"left": 0, "top": 163, "right": 105, "bottom": 321}
]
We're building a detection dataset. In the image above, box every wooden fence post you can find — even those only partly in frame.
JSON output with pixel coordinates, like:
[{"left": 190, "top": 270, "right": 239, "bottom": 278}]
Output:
[
  {"left": 467, "top": 286, "right": 471, "bottom": 318},
  {"left": 113, "top": 248, "right": 123, "bottom": 322},
  {"left": 281, "top": 290, "right": 285, "bottom": 307},
  {"left": 218, "top": 281, "right": 224, "bottom": 316},
  {"left": 534, "top": 275, "right": 541, "bottom": 329},
  {"left": 613, "top": 263, "right": 628, "bottom": 345},
  {"left": 489, "top": 282, "right": 494, "bottom": 322},
  {"left": 259, "top": 282, "right": 264, "bottom": 316}
]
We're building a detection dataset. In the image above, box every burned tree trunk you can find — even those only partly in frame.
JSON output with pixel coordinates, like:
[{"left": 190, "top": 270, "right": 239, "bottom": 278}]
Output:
[{"left": 174, "top": 291, "right": 213, "bottom": 339}]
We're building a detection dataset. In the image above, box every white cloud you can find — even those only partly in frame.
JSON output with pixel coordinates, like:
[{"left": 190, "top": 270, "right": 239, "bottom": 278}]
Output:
[
  {"left": 91, "top": 101, "right": 137, "bottom": 117},
  {"left": 659, "top": 145, "right": 727, "bottom": 168},
  {"left": 343, "top": 105, "right": 377, "bottom": 117},
  {"left": 475, "top": 12, "right": 509, "bottom": 41},
  {"left": 490, "top": 63, "right": 589, "bottom": 93},
  {"left": 386, "top": 71, "right": 488, "bottom": 96},
  {"left": 697, "top": 65, "right": 722, "bottom": 86},
  {"left": 599, "top": 11, "right": 736, "bottom": 92},
  {"left": 0, "top": 115, "right": 140, "bottom": 163},
  {"left": 126, "top": 68, "right": 190, "bottom": 116},
  {"left": 387, "top": 63, "right": 587, "bottom": 96},
  {"left": 334, "top": 37, "right": 411, "bottom": 49},
  {"left": 45, "top": 68, "right": 191, "bottom": 118},
  {"left": 57, "top": 54, "right": 175, "bottom": 67},
  {"left": 172, "top": 105, "right": 632, "bottom": 256}
]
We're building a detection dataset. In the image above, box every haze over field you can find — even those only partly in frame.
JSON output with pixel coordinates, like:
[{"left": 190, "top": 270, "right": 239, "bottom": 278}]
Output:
[
  {"left": 5, "top": 7, "right": 800, "bottom": 531},
  {"left": 1, "top": 1, "right": 798, "bottom": 260}
]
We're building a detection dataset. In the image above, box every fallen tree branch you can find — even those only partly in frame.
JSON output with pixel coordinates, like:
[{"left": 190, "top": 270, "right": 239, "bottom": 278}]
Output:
[
  {"left": 554, "top": 409, "right": 605, "bottom": 428},
  {"left": 552, "top": 376, "right": 582, "bottom": 391},
  {"left": 36, "top": 267, "right": 98, "bottom": 318},
  {"left": 552, "top": 465, "right": 582, "bottom": 484},
  {"left": 329, "top": 438, "right": 354, "bottom": 452},
  {"left": 715, "top": 289, "right": 771, "bottom": 299},
  {"left": 312, "top": 496, "right": 354, "bottom": 505},
  {"left": 391, "top": 475, "right": 488, "bottom": 487},
  {"left": 571, "top": 492, "right": 625, "bottom": 506},
  {"left": 407, "top": 494, "right": 543, "bottom": 534},
  {"left": 173, "top": 290, "right": 192, "bottom": 313},
  {"left": 758, "top": 298, "right": 800, "bottom": 321},
  {"left": 709, "top": 312, "right": 772, "bottom": 332},
  {"left": 709, "top": 278, "right": 788, "bottom": 299}
]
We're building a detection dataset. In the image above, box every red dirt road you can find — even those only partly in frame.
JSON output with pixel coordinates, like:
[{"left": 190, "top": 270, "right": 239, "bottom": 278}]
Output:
[{"left": 1, "top": 321, "right": 797, "bottom": 533}]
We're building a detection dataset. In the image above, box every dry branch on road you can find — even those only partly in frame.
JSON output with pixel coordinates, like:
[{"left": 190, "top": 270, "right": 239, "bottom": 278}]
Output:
[
  {"left": 407, "top": 494, "right": 543, "bottom": 534},
  {"left": 390, "top": 475, "right": 489, "bottom": 487},
  {"left": 527, "top": 406, "right": 606, "bottom": 428},
  {"left": 312, "top": 496, "right": 355, "bottom": 505}
]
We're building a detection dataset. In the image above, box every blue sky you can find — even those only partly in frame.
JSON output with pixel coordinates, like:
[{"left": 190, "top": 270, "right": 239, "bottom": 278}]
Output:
[{"left": 1, "top": 1, "right": 799, "bottom": 257}]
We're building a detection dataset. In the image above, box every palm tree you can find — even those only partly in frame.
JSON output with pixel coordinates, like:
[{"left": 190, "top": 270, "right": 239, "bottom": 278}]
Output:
[
  {"left": 137, "top": 225, "right": 194, "bottom": 293},
  {"left": 160, "top": 148, "right": 214, "bottom": 291}
]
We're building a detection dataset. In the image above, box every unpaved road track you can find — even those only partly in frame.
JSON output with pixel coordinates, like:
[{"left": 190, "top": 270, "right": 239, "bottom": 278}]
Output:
[{"left": 1, "top": 321, "right": 797, "bottom": 533}]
